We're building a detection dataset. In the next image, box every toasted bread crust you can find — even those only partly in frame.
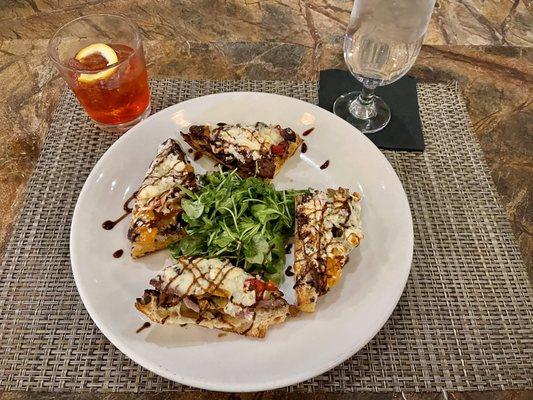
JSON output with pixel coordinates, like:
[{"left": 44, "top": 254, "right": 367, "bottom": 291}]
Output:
[
  {"left": 294, "top": 284, "right": 318, "bottom": 313},
  {"left": 275, "top": 137, "right": 302, "bottom": 175},
  {"left": 135, "top": 291, "right": 288, "bottom": 338}
]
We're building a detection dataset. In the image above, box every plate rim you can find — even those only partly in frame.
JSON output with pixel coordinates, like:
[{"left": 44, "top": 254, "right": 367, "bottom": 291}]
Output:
[{"left": 70, "top": 91, "right": 413, "bottom": 392}]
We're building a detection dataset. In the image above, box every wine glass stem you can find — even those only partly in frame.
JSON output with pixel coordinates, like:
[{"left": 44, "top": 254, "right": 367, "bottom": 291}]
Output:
[{"left": 349, "top": 86, "right": 377, "bottom": 120}]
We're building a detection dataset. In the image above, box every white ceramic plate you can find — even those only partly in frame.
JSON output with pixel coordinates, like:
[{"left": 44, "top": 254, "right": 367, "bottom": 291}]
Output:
[{"left": 70, "top": 92, "right": 413, "bottom": 392}]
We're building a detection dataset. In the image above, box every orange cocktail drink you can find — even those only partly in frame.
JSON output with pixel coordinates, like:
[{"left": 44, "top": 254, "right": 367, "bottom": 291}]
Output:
[{"left": 49, "top": 14, "right": 150, "bottom": 132}]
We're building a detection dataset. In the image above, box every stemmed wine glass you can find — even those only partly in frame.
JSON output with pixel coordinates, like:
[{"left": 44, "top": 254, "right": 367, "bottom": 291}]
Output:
[{"left": 334, "top": 0, "right": 436, "bottom": 133}]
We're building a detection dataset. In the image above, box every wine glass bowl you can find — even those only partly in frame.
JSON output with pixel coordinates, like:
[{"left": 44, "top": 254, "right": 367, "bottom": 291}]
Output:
[{"left": 334, "top": 0, "right": 435, "bottom": 134}]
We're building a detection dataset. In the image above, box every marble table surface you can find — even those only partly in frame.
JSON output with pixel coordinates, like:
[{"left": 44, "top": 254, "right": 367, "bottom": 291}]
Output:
[{"left": 0, "top": 0, "right": 531, "bottom": 398}]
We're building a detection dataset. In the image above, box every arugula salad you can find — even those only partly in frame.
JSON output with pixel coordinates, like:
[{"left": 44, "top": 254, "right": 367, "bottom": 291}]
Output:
[{"left": 170, "top": 169, "right": 307, "bottom": 283}]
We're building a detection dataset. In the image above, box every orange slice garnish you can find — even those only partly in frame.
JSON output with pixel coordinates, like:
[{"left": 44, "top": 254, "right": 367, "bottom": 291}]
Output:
[{"left": 75, "top": 43, "right": 118, "bottom": 83}]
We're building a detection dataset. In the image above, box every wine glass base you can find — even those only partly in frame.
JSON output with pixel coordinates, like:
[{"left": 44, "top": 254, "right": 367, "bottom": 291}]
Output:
[
  {"left": 333, "top": 91, "right": 391, "bottom": 134},
  {"left": 93, "top": 102, "right": 151, "bottom": 133}
]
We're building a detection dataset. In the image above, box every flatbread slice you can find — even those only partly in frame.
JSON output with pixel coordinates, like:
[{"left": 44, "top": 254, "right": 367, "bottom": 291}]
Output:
[
  {"left": 135, "top": 257, "right": 290, "bottom": 338},
  {"left": 181, "top": 122, "right": 302, "bottom": 179},
  {"left": 128, "top": 139, "right": 196, "bottom": 258},
  {"left": 294, "top": 188, "right": 363, "bottom": 312}
]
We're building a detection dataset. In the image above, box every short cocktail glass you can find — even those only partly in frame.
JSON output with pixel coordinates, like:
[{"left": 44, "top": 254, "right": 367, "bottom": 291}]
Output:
[{"left": 48, "top": 14, "right": 151, "bottom": 132}]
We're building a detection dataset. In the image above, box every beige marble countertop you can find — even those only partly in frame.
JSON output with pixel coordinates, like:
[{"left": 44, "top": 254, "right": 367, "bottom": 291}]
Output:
[{"left": 0, "top": 0, "right": 531, "bottom": 397}]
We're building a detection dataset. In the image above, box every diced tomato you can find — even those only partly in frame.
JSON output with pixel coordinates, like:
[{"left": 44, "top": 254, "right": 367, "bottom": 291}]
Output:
[
  {"left": 265, "top": 280, "right": 277, "bottom": 292},
  {"left": 245, "top": 278, "right": 266, "bottom": 300},
  {"left": 270, "top": 141, "right": 288, "bottom": 156}
]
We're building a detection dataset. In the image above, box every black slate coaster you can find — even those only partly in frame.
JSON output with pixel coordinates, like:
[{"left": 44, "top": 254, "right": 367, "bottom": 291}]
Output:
[{"left": 319, "top": 69, "right": 425, "bottom": 151}]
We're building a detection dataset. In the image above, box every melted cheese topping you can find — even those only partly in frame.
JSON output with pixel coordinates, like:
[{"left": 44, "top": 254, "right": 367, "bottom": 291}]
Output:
[
  {"left": 137, "top": 144, "right": 187, "bottom": 206},
  {"left": 213, "top": 123, "right": 284, "bottom": 161},
  {"left": 157, "top": 258, "right": 257, "bottom": 310}
]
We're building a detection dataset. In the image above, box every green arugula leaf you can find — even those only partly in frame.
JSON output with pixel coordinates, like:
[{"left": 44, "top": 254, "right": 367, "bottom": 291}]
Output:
[
  {"left": 182, "top": 199, "right": 204, "bottom": 219},
  {"left": 212, "top": 234, "right": 234, "bottom": 249},
  {"left": 244, "top": 236, "right": 270, "bottom": 264},
  {"left": 170, "top": 234, "right": 204, "bottom": 256},
  {"left": 251, "top": 204, "right": 280, "bottom": 225}
]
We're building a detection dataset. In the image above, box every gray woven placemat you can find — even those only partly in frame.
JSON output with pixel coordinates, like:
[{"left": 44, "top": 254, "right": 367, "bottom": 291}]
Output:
[{"left": 0, "top": 79, "right": 531, "bottom": 392}]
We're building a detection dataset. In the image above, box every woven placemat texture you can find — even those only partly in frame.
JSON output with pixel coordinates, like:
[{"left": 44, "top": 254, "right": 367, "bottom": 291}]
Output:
[{"left": 0, "top": 79, "right": 531, "bottom": 392}]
